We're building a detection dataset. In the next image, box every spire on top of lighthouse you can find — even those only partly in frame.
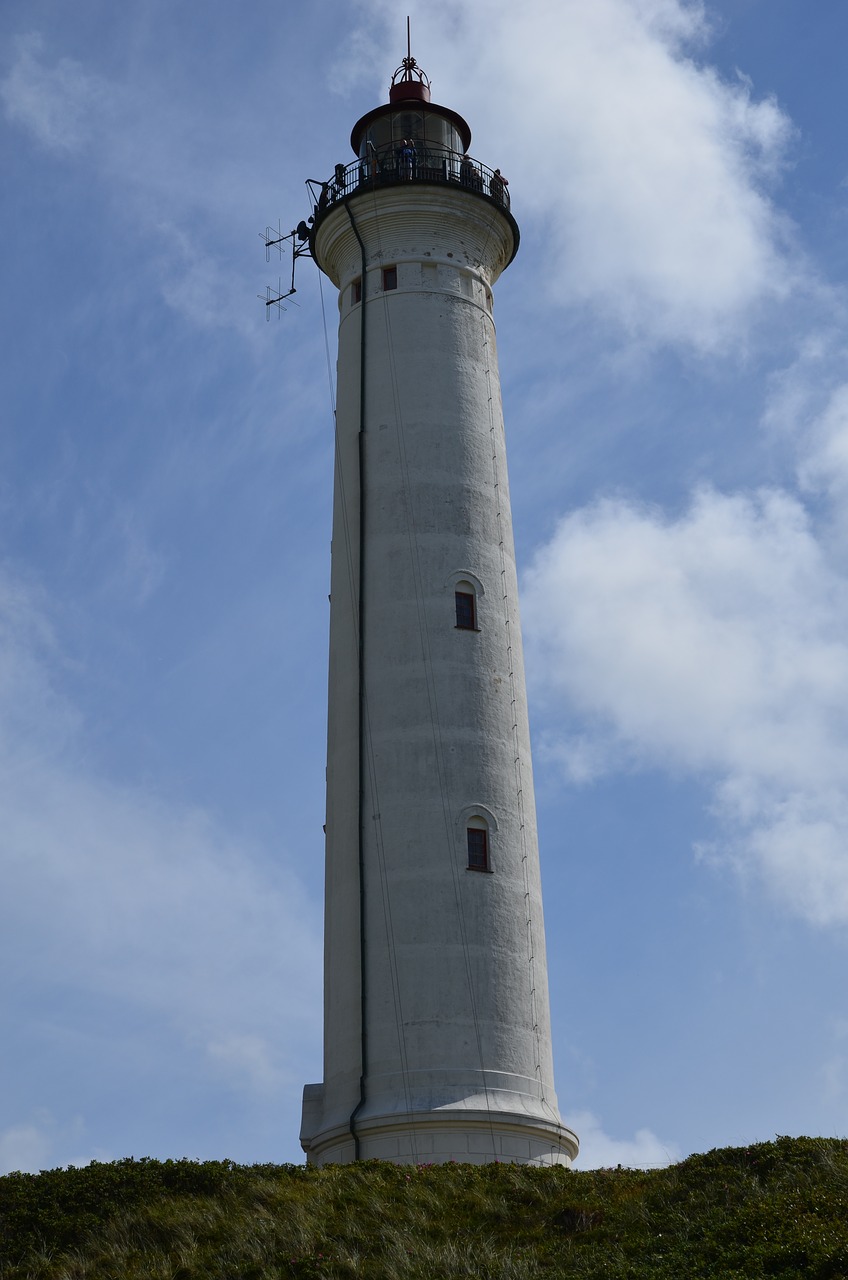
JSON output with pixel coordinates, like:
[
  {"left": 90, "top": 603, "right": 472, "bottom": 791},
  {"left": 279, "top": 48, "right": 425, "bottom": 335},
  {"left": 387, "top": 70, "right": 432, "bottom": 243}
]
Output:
[{"left": 389, "top": 19, "right": 431, "bottom": 103}]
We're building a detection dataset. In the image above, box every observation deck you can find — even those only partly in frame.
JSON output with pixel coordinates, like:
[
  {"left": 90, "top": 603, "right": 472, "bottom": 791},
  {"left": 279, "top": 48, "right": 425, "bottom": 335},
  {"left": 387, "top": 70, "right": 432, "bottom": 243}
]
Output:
[{"left": 309, "top": 144, "right": 519, "bottom": 259}]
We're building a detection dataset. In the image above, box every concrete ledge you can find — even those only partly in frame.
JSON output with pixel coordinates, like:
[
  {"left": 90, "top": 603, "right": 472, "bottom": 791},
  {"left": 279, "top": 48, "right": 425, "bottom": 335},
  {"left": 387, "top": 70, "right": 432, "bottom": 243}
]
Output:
[{"left": 305, "top": 1107, "right": 578, "bottom": 1167}]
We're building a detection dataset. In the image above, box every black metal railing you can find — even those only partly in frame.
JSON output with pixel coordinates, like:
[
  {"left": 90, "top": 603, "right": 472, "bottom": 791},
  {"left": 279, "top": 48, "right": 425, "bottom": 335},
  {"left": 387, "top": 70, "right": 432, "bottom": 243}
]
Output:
[{"left": 309, "top": 145, "right": 511, "bottom": 219}]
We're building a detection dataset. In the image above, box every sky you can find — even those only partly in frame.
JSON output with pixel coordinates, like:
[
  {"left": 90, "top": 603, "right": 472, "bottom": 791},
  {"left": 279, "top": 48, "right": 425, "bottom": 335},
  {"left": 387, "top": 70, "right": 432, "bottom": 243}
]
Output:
[{"left": 1, "top": 0, "right": 847, "bottom": 1174}]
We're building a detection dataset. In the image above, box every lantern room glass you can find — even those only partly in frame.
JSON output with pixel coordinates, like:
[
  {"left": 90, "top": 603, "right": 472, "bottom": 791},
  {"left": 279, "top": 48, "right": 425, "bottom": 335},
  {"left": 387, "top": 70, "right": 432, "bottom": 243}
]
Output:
[{"left": 358, "top": 109, "right": 464, "bottom": 162}]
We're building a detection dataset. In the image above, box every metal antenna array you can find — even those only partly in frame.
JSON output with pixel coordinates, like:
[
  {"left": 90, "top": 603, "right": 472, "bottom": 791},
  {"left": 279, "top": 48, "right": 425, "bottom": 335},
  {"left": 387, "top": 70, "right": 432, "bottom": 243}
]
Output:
[{"left": 258, "top": 218, "right": 312, "bottom": 319}]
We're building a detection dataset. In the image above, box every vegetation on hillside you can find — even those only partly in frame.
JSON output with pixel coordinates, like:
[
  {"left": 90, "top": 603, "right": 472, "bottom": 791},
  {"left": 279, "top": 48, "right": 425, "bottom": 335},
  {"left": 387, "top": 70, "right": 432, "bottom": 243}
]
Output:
[{"left": 0, "top": 1136, "right": 846, "bottom": 1278}]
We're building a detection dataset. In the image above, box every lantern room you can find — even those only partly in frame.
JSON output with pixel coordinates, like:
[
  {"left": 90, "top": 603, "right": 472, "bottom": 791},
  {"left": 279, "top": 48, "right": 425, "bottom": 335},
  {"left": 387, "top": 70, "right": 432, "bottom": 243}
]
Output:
[{"left": 349, "top": 54, "right": 472, "bottom": 166}]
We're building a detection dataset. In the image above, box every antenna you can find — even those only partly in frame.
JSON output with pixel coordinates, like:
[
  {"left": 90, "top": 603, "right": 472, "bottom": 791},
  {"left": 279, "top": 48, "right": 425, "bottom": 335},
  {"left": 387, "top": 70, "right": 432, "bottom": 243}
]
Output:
[
  {"left": 258, "top": 217, "right": 311, "bottom": 319},
  {"left": 407, "top": 15, "right": 411, "bottom": 63},
  {"left": 259, "top": 280, "right": 288, "bottom": 320}
]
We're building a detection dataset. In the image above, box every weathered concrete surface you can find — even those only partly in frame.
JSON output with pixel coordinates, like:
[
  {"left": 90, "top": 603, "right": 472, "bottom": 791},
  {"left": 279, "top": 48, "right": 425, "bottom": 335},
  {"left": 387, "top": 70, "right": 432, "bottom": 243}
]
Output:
[{"left": 301, "top": 179, "right": 577, "bottom": 1167}]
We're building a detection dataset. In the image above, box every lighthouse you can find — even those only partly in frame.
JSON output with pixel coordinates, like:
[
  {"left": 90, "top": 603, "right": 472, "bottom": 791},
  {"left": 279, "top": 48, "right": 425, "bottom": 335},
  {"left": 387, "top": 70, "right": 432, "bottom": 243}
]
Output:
[{"left": 299, "top": 46, "right": 578, "bottom": 1167}]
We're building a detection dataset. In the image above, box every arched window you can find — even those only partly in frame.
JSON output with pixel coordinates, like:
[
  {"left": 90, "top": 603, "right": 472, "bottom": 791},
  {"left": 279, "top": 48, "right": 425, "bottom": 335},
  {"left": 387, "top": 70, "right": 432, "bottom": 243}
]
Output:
[
  {"left": 447, "top": 572, "right": 484, "bottom": 633},
  {"left": 457, "top": 804, "right": 497, "bottom": 874},
  {"left": 466, "top": 818, "right": 489, "bottom": 872}
]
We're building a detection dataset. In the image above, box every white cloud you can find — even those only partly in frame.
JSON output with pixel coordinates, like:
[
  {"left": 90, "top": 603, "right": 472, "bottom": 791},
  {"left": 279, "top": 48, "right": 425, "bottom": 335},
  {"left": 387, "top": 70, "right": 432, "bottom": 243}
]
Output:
[
  {"left": 0, "top": 565, "right": 321, "bottom": 1097},
  {"left": 0, "top": 1112, "right": 107, "bottom": 1175},
  {"left": 567, "top": 1110, "right": 679, "bottom": 1168},
  {"left": 5, "top": 4, "right": 803, "bottom": 349},
  {"left": 799, "top": 382, "right": 848, "bottom": 502},
  {"left": 0, "top": 33, "right": 113, "bottom": 153},
  {"left": 760, "top": 336, "right": 848, "bottom": 556},
  {"left": 820, "top": 1057, "right": 847, "bottom": 1105},
  {"left": 1, "top": 768, "right": 321, "bottom": 1061},
  {"left": 820, "top": 1020, "right": 848, "bottom": 1106},
  {"left": 356, "top": 0, "right": 797, "bottom": 349},
  {"left": 0, "top": 1121, "right": 54, "bottom": 1176},
  {"left": 155, "top": 222, "right": 255, "bottom": 333},
  {"left": 523, "top": 486, "right": 848, "bottom": 924},
  {"left": 207, "top": 1035, "right": 285, "bottom": 1094},
  {"left": 0, "top": 33, "right": 264, "bottom": 332}
]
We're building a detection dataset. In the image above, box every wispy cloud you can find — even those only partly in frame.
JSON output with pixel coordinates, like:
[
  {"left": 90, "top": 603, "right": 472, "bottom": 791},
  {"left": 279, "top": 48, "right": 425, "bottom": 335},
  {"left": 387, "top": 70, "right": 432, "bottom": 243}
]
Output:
[
  {"left": 0, "top": 32, "right": 267, "bottom": 333},
  {"left": 0, "top": 563, "right": 321, "bottom": 1111},
  {"left": 0, "top": 32, "right": 115, "bottom": 153}
]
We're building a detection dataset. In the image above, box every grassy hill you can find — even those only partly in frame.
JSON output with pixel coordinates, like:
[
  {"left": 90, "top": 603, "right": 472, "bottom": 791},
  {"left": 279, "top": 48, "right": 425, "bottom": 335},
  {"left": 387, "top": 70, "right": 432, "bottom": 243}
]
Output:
[{"left": 1, "top": 1137, "right": 846, "bottom": 1278}]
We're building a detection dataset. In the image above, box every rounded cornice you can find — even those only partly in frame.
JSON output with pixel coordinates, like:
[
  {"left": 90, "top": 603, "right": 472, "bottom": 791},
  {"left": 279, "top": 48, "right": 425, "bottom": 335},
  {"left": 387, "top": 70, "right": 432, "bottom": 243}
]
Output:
[{"left": 313, "top": 184, "right": 518, "bottom": 290}]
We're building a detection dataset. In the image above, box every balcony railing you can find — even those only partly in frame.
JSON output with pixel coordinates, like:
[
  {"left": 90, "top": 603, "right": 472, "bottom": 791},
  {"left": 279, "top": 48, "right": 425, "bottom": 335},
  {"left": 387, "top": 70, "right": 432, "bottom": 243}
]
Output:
[{"left": 310, "top": 145, "right": 511, "bottom": 219}]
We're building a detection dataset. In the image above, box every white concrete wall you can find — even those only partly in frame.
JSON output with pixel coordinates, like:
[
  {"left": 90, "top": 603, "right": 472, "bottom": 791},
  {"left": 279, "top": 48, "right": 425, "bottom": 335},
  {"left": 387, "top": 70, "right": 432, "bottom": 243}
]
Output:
[{"left": 301, "top": 183, "right": 577, "bottom": 1166}]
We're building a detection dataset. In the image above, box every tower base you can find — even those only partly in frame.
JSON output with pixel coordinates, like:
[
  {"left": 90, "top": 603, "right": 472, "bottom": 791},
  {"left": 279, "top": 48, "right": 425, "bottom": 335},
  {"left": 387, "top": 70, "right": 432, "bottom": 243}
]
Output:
[{"left": 301, "top": 1083, "right": 578, "bottom": 1167}]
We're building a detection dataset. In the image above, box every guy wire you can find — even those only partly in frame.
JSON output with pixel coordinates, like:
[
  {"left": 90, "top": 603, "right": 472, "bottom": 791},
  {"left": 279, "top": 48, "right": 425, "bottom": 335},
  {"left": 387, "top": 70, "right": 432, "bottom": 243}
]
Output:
[{"left": 318, "top": 270, "right": 337, "bottom": 416}]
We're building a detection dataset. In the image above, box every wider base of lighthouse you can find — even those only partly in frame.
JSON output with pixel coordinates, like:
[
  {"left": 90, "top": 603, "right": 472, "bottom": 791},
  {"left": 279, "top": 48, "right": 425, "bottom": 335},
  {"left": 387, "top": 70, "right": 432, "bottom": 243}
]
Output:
[{"left": 301, "top": 1076, "right": 579, "bottom": 1167}]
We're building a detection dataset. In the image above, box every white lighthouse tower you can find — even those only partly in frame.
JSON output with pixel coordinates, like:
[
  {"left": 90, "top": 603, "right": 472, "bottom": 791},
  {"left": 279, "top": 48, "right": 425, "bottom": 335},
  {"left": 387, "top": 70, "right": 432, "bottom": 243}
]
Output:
[{"left": 299, "top": 47, "right": 578, "bottom": 1167}]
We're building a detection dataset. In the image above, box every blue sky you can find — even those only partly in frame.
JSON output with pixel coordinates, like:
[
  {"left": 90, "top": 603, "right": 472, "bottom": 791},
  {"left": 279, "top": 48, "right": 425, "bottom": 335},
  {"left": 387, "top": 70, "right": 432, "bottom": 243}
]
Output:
[{"left": 1, "top": 0, "right": 847, "bottom": 1173}]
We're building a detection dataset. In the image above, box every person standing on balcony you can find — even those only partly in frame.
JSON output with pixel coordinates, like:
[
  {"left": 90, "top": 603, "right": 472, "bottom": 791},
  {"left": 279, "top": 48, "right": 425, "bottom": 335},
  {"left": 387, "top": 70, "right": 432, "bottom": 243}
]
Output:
[
  {"left": 490, "top": 168, "right": 508, "bottom": 204},
  {"left": 398, "top": 138, "right": 416, "bottom": 179}
]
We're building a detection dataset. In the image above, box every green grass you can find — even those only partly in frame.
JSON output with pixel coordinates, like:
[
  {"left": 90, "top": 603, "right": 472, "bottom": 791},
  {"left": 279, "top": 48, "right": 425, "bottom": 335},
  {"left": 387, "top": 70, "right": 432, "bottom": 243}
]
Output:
[{"left": 1, "top": 1137, "right": 846, "bottom": 1278}]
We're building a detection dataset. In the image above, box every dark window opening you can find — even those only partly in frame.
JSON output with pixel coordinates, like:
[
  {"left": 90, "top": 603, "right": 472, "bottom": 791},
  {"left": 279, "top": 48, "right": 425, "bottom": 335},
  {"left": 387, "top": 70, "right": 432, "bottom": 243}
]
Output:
[
  {"left": 382, "top": 266, "right": 398, "bottom": 291},
  {"left": 351, "top": 278, "right": 362, "bottom": 304},
  {"left": 455, "top": 590, "right": 476, "bottom": 630},
  {"left": 467, "top": 827, "right": 489, "bottom": 872}
]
